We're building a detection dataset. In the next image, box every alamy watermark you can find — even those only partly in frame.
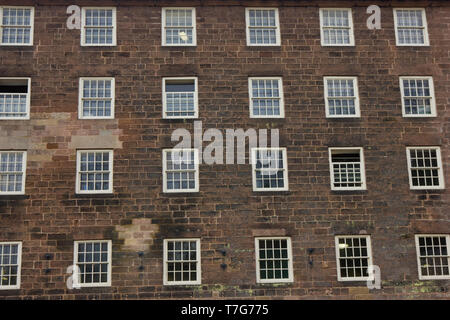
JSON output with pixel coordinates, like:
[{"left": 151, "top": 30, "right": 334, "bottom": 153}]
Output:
[
  {"left": 367, "top": 5, "right": 381, "bottom": 30},
  {"left": 64, "top": 3, "right": 382, "bottom": 291},
  {"left": 367, "top": 265, "right": 381, "bottom": 289},
  {"left": 67, "top": 5, "right": 382, "bottom": 31},
  {"left": 170, "top": 121, "right": 279, "bottom": 166},
  {"left": 66, "top": 5, "right": 81, "bottom": 30},
  {"left": 66, "top": 265, "right": 81, "bottom": 289}
]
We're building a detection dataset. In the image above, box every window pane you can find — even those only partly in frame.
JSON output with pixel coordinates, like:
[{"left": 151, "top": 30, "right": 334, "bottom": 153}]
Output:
[
  {"left": 336, "top": 237, "right": 371, "bottom": 280},
  {"left": 76, "top": 241, "right": 110, "bottom": 285},
  {"left": 78, "top": 151, "right": 112, "bottom": 192},
  {"left": 84, "top": 9, "right": 114, "bottom": 45},
  {"left": 257, "top": 238, "right": 291, "bottom": 282},
  {"left": 165, "top": 240, "right": 199, "bottom": 283},
  {"left": 247, "top": 9, "right": 278, "bottom": 45}
]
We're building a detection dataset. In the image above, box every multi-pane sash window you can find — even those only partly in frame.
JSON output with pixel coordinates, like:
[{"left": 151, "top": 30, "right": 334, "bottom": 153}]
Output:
[
  {"left": 399, "top": 77, "right": 436, "bottom": 117},
  {"left": 74, "top": 240, "right": 111, "bottom": 287},
  {"left": 81, "top": 7, "right": 116, "bottom": 46},
  {"left": 162, "top": 77, "right": 198, "bottom": 119},
  {"left": 0, "top": 78, "right": 31, "bottom": 119},
  {"left": 249, "top": 77, "right": 284, "bottom": 118},
  {"left": 415, "top": 235, "right": 450, "bottom": 280},
  {"left": 0, "top": 151, "right": 26, "bottom": 195},
  {"left": 163, "top": 149, "right": 199, "bottom": 193},
  {"left": 76, "top": 150, "right": 113, "bottom": 194},
  {"left": 394, "top": 9, "right": 429, "bottom": 46},
  {"left": 162, "top": 8, "right": 196, "bottom": 46},
  {"left": 245, "top": 8, "right": 280, "bottom": 46},
  {"left": 320, "top": 8, "right": 354, "bottom": 46},
  {"left": 0, "top": 7, "right": 34, "bottom": 45},
  {"left": 252, "top": 148, "right": 288, "bottom": 191},
  {"left": 79, "top": 78, "right": 115, "bottom": 119},
  {"left": 163, "top": 239, "right": 201, "bottom": 285},
  {"left": 255, "top": 237, "right": 293, "bottom": 283},
  {"left": 324, "top": 77, "right": 359, "bottom": 117},
  {"left": 406, "top": 147, "right": 444, "bottom": 190},
  {"left": 0, "top": 242, "right": 22, "bottom": 290},
  {"left": 335, "top": 236, "right": 372, "bottom": 281},
  {"left": 329, "top": 148, "right": 366, "bottom": 190}
]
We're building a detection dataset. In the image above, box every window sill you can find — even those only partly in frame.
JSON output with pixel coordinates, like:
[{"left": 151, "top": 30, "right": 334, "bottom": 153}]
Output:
[
  {"left": 252, "top": 190, "right": 290, "bottom": 195},
  {"left": 326, "top": 117, "right": 361, "bottom": 120},
  {"left": 409, "top": 188, "right": 445, "bottom": 193},
  {"left": 161, "top": 117, "right": 198, "bottom": 122},
  {"left": 330, "top": 190, "right": 367, "bottom": 195},
  {"left": 160, "top": 45, "right": 197, "bottom": 50},
  {"left": 74, "top": 193, "right": 115, "bottom": 198},
  {"left": 0, "top": 194, "right": 29, "bottom": 200},
  {"left": 162, "top": 192, "right": 200, "bottom": 196},
  {"left": 255, "top": 282, "right": 294, "bottom": 287},
  {"left": 246, "top": 45, "right": 281, "bottom": 51}
]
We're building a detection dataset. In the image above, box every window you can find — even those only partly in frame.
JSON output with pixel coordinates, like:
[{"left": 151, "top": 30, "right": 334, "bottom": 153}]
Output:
[
  {"left": 0, "top": 7, "right": 34, "bottom": 45},
  {"left": 320, "top": 8, "right": 354, "bottom": 46},
  {"left": 255, "top": 237, "right": 293, "bottom": 283},
  {"left": 81, "top": 7, "right": 116, "bottom": 46},
  {"left": 162, "top": 8, "right": 196, "bottom": 46},
  {"left": 0, "top": 78, "right": 31, "bottom": 119},
  {"left": 74, "top": 240, "right": 112, "bottom": 287},
  {"left": 394, "top": 9, "right": 429, "bottom": 46},
  {"left": 415, "top": 235, "right": 450, "bottom": 280},
  {"left": 0, "top": 242, "right": 22, "bottom": 290},
  {"left": 324, "top": 77, "right": 359, "bottom": 118},
  {"left": 335, "top": 236, "right": 372, "bottom": 281},
  {"left": 163, "top": 149, "right": 199, "bottom": 193},
  {"left": 248, "top": 77, "right": 284, "bottom": 118},
  {"left": 79, "top": 78, "right": 115, "bottom": 119},
  {"left": 251, "top": 148, "right": 288, "bottom": 191},
  {"left": 76, "top": 150, "right": 113, "bottom": 194},
  {"left": 163, "top": 239, "right": 201, "bottom": 285},
  {"left": 0, "top": 151, "right": 26, "bottom": 195},
  {"left": 245, "top": 8, "right": 280, "bottom": 46},
  {"left": 329, "top": 148, "right": 366, "bottom": 190},
  {"left": 162, "top": 77, "right": 198, "bottom": 119},
  {"left": 399, "top": 77, "right": 436, "bottom": 117},
  {"left": 406, "top": 147, "right": 444, "bottom": 190}
]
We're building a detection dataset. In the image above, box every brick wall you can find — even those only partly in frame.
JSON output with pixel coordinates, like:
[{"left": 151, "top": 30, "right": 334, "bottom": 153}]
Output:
[{"left": 0, "top": 0, "right": 448, "bottom": 299}]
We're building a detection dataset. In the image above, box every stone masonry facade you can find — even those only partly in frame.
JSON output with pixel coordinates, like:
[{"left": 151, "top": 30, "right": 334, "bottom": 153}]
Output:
[{"left": 0, "top": 0, "right": 449, "bottom": 299}]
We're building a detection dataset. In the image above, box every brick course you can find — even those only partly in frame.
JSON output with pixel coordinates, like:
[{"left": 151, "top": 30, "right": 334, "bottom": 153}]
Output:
[{"left": 0, "top": 0, "right": 448, "bottom": 299}]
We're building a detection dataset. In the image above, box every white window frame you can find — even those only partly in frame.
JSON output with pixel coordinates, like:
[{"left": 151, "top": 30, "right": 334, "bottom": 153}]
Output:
[
  {"left": 0, "top": 150, "right": 27, "bottom": 195},
  {"left": 78, "top": 77, "right": 115, "bottom": 120},
  {"left": 399, "top": 76, "right": 436, "bottom": 117},
  {"left": 415, "top": 234, "right": 450, "bottom": 280},
  {"left": 162, "top": 77, "right": 198, "bottom": 119},
  {"left": 0, "top": 77, "right": 31, "bottom": 120},
  {"left": 76, "top": 150, "right": 114, "bottom": 194},
  {"left": 393, "top": 8, "right": 429, "bottom": 46},
  {"left": 161, "top": 7, "right": 197, "bottom": 46},
  {"left": 0, "top": 241, "right": 22, "bottom": 290},
  {"left": 163, "top": 238, "right": 201, "bottom": 286},
  {"left": 335, "top": 235, "right": 373, "bottom": 282},
  {"left": 328, "top": 147, "right": 366, "bottom": 191},
  {"left": 81, "top": 7, "right": 117, "bottom": 46},
  {"left": 255, "top": 237, "right": 294, "bottom": 284},
  {"left": 319, "top": 8, "right": 354, "bottom": 46},
  {"left": 251, "top": 147, "right": 289, "bottom": 192},
  {"left": 248, "top": 77, "right": 284, "bottom": 118},
  {"left": 73, "top": 240, "right": 112, "bottom": 288},
  {"left": 162, "top": 148, "right": 199, "bottom": 193},
  {"left": 406, "top": 147, "right": 445, "bottom": 190},
  {"left": 0, "top": 6, "right": 34, "bottom": 46},
  {"left": 245, "top": 8, "right": 281, "bottom": 46},
  {"left": 324, "top": 76, "right": 360, "bottom": 118}
]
